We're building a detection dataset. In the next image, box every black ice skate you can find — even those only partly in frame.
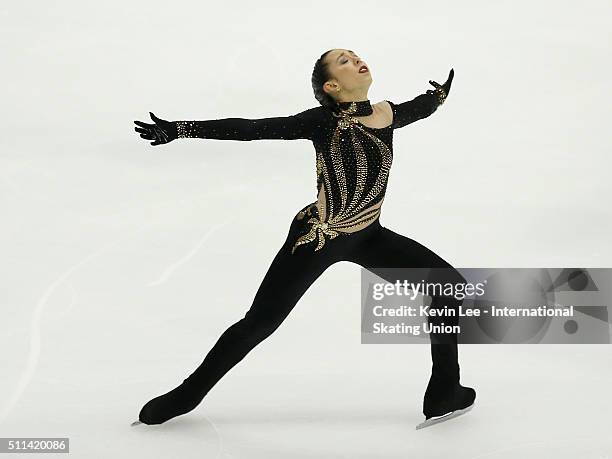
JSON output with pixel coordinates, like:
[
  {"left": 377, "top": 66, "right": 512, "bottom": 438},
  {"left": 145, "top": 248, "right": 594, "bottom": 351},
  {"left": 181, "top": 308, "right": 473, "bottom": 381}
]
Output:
[
  {"left": 131, "top": 378, "right": 205, "bottom": 426},
  {"left": 416, "top": 384, "right": 476, "bottom": 430}
]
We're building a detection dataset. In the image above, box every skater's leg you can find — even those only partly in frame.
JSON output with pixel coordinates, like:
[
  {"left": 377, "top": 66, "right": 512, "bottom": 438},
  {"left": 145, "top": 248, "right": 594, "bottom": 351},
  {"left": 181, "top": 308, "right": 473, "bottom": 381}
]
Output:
[
  {"left": 138, "top": 218, "right": 340, "bottom": 424},
  {"left": 182, "top": 235, "right": 337, "bottom": 393},
  {"left": 345, "top": 225, "right": 475, "bottom": 418}
]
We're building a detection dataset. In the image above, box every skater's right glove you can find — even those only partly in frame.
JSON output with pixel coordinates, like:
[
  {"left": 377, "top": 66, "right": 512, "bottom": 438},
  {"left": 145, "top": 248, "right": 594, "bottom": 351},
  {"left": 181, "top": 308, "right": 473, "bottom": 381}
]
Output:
[{"left": 134, "top": 112, "right": 178, "bottom": 146}]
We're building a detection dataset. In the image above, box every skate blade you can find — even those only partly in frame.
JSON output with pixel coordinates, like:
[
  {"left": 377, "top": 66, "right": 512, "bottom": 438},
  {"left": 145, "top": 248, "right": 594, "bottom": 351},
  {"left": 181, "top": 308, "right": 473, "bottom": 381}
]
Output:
[
  {"left": 130, "top": 420, "right": 143, "bottom": 427},
  {"left": 415, "top": 403, "right": 474, "bottom": 430}
]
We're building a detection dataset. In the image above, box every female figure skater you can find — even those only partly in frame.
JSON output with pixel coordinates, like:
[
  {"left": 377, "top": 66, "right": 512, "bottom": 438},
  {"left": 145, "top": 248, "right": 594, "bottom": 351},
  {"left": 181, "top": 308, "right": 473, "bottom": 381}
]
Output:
[{"left": 132, "top": 48, "right": 476, "bottom": 430}]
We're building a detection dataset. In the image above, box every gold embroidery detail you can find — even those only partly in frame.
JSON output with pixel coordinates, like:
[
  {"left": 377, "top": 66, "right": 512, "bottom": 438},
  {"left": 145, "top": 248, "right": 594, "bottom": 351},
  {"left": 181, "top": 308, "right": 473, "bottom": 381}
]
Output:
[
  {"left": 296, "top": 203, "right": 317, "bottom": 221},
  {"left": 435, "top": 87, "right": 447, "bottom": 105},
  {"left": 291, "top": 107, "right": 392, "bottom": 254},
  {"left": 316, "top": 154, "right": 323, "bottom": 178},
  {"left": 176, "top": 121, "right": 203, "bottom": 138},
  {"left": 291, "top": 218, "right": 340, "bottom": 254}
]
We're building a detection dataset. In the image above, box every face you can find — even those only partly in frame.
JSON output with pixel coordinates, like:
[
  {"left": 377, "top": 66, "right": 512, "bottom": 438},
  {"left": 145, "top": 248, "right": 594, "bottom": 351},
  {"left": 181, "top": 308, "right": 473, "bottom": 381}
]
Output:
[{"left": 323, "top": 48, "right": 372, "bottom": 97}]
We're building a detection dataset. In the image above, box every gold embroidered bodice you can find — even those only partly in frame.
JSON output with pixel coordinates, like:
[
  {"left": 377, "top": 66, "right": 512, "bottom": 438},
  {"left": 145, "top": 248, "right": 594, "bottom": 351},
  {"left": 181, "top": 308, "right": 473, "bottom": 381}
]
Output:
[{"left": 292, "top": 101, "right": 393, "bottom": 254}]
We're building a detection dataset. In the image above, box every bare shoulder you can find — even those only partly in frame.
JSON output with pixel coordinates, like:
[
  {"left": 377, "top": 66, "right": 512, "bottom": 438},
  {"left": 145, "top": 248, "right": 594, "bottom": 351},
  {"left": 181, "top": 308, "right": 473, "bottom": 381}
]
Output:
[{"left": 374, "top": 101, "right": 393, "bottom": 124}]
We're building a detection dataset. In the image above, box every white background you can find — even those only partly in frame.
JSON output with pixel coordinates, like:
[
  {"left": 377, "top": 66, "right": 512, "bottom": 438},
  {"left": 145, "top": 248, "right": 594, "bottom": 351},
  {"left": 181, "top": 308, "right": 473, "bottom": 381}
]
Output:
[{"left": 1, "top": 0, "right": 611, "bottom": 457}]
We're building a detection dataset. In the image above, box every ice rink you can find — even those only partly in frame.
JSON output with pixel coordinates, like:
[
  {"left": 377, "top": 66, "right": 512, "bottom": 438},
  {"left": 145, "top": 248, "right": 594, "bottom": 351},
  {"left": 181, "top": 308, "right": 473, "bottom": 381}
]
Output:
[{"left": 2, "top": 0, "right": 611, "bottom": 457}]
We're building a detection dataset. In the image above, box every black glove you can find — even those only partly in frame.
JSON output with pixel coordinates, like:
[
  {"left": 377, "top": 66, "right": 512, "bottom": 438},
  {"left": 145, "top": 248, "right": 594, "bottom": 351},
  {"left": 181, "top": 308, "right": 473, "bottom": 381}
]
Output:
[
  {"left": 133, "top": 112, "right": 178, "bottom": 146},
  {"left": 426, "top": 68, "right": 454, "bottom": 105}
]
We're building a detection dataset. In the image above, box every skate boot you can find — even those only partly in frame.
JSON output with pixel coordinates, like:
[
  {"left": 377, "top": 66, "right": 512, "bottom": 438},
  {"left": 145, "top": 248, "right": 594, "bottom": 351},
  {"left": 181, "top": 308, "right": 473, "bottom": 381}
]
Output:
[
  {"left": 132, "top": 378, "right": 206, "bottom": 426},
  {"left": 417, "top": 379, "right": 476, "bottom": 430},
  {"left": 417, "top": 294, "right": 475, "bottom": 430}
]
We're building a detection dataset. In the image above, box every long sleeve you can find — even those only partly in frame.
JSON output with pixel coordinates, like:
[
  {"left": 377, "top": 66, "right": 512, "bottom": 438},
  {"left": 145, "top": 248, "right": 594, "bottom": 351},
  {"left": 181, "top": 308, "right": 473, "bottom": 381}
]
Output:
[
  {"left": 174, "top": 106, "right": 323, "bottom": 141},
  {"left": 387, "top": 87, "right": 447, "bottom": 130}
]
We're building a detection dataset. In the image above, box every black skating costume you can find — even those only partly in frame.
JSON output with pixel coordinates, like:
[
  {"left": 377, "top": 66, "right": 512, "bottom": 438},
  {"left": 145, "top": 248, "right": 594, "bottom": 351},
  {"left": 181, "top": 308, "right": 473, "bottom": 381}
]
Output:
[{"left": 138, "top": 85, "right": 475, "bottom": 425}]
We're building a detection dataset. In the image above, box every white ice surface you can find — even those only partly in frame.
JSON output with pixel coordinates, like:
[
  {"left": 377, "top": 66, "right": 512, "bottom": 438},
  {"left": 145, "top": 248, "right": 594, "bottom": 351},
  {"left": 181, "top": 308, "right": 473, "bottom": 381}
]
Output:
[{"left": 1, "top": 0, "right": 612, "bottom": 458}]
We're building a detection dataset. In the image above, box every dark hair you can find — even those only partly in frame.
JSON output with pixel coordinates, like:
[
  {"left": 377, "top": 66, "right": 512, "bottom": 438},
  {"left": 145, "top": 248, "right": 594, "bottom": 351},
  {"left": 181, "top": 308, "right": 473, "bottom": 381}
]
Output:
[{"left": 311, "top": 49, "right": 340, "bottom": 113}]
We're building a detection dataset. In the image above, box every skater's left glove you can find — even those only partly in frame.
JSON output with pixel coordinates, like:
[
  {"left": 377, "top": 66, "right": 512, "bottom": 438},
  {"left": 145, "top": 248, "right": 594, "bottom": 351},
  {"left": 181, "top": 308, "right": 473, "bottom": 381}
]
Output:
[{"left": 426, "top": 68, "right": 454, "bottom": 105}]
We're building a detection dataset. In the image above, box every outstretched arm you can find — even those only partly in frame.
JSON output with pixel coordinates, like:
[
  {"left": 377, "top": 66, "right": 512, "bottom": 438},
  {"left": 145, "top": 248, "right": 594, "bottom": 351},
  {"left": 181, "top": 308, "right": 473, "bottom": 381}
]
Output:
[
  {"left": 387, "top": 68, "right": 454, "bottom": 130},
  {"left": 134, "top": 106, "right": 322, "bottom": 146}
]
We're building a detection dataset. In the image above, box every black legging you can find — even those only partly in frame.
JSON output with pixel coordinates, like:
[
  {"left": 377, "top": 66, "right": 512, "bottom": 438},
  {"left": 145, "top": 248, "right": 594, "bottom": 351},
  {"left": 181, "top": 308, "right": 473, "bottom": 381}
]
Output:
[{"left": 139, "top": 215, "right": 467, "bottom": 424}]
